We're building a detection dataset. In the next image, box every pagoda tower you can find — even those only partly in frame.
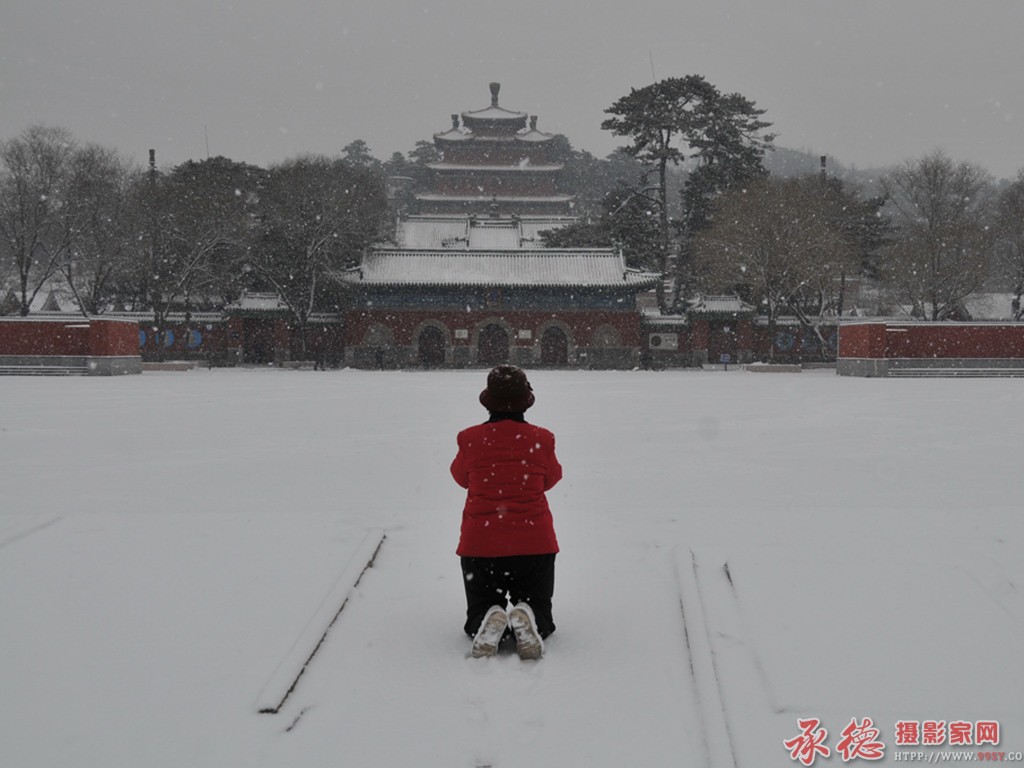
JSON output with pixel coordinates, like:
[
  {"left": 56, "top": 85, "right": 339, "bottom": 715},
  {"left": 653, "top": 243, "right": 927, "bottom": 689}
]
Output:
[
  {"left": 337, "top": 81, "right": 662, "bottom": 370},
  {"left": 414, "top": 82, "right": 572, "bottom": 217}
]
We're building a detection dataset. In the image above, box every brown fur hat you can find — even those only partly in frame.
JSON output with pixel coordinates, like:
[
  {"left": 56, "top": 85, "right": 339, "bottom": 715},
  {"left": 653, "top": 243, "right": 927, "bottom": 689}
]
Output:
[{"left": 479, "top": 365, "right": 535, "bottom": 412}]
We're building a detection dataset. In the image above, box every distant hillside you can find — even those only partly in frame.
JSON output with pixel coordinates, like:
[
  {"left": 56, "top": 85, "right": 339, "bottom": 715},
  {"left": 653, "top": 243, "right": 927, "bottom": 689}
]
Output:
[{"left": 765, "top": 146, "right": 890, "bottom": 195}]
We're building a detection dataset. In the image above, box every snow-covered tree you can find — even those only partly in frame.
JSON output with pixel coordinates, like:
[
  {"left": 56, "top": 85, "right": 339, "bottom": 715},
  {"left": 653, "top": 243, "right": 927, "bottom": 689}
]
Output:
[
  {"left": 992, "top": 170, "right": 1024, "bottom": 319},
  {"left": 340, "top": 140, "right": 381, "bottom": 170},
  {"left": 540, "top": 185, "right": 662, "bottom": 272},
  {"left": 0, "top": 125, "right": 78, "bottom": 315},
  {"left": 880, "top": 151, "right": 995, "bottom": 320},
  {"left": 548, "top": 138, "right": 650, "bottom": 219},
  {"left": 406, "top": 140, "right": 439, "bottom": 166},
  {"left": 601, "top": 75, "right": 774, "bottom": 310},
  {"left": 59, "top": 144, "right": 143, "bottom": 315},
  {"left": 691, "top": 176, "right": 859, "bottom": 357},
  {"left": 538, "top": 144, "right": 676, "bottom": 273},
  {"left": 248, "top": 156, "right": 388, "bottom": 359},
  {"left": 138, "top": 156, "right": 265, "bottom": 352}
]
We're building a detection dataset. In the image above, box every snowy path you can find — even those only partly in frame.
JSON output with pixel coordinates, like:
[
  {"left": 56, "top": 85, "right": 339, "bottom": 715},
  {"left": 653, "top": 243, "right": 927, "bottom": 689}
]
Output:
[
  {"left": 252, "top": 521, "right": 706, "bottom": 767},
  {"left": 256, "top": 528, "right": 386, "bottom": 715},
  {"left": 691, "top": 540, "right": 1024, "bottom": 764},
  {"left": 2, "top": 369, "right": 1022, "bottom": 767}
]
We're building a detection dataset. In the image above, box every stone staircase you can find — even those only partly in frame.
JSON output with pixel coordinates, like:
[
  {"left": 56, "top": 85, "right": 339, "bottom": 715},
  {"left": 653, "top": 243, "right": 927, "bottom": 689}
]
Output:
[
  {"left": 887, "top": 367, "right": 1024, "bottom": 378},
  {"left": 0, "top": 365, "right": 90, "bottom": 376}
]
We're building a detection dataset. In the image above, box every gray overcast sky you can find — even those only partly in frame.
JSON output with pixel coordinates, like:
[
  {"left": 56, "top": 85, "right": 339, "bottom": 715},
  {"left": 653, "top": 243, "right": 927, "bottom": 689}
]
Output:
[{"left": 3, "top": 0, "right": 1024, "bottom": 178}]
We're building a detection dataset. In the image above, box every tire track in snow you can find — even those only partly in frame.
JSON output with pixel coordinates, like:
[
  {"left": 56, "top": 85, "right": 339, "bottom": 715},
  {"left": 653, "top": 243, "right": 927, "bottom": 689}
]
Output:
[
  {"left": 0, "top": 515, "right": 63, "bottom": 550},
  {"left": 257, "top": 529, "right": 705, "bottom": 766},
  {"left": 676, "top": 548, "right": 738, "bottom": 768}
]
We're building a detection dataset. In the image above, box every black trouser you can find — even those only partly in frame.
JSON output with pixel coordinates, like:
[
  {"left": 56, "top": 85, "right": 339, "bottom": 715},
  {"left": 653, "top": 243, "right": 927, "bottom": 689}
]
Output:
[{"left": 461, "top": 554, "right": 556, "bottom": 639}]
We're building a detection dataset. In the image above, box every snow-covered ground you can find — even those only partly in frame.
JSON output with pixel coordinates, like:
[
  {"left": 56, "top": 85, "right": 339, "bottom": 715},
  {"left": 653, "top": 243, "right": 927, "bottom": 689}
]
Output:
[{"left": 1, "top": 368, "right": 1020, "bottom": 767}]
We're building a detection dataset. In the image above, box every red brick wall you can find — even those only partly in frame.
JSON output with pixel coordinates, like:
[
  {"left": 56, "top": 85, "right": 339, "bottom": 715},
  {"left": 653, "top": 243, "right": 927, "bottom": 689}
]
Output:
[
  {"left": 839, "top": 322, "right": 1024, "bottom": 359},
  {"left": 837, "top": 323, "right": 886, "bottom": 358},
  {"left": 0, "top": 318, "right": 138, "bottom": 357},
  {"left": 0, "top": 320, "right": 89, "bottom": 355},
  {"left": 89, "top": 318, "right": 140, "bottom": 356}
]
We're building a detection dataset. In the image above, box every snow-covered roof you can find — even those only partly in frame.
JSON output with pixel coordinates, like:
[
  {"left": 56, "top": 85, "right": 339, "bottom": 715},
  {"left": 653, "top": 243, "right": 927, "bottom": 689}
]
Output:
[
  {"left": 414, "top": 193, "right": 573, "bottom": 204},
  {"left": 462, "top": 105, "right": 528, "bottom": 122},
  {"left": 462, "top": 84, "right": 526, "bottom": 124},
  {"left": 883, "top": 292, "right": 1019, "bottom": 321},
  {"left": 225, "top": 292, "right": 287, "bottom": 313},
  {"left": 397, "top": 216, "right": 576, "bottom": 250},
  {"left": 102, "top": 311, "right": 224, "bottom": 324},
  {"left": 434, "top": 133, "right": 553, "bottom": 144},
  {"left": 964, "top": 292, "right": 1018, "bottom": 320},
  {"left": 467, "top": 221, "right": 517, "bottom": 250},
  {"left": 689, "top": 294, "right": 755, "bottom": 314},
  {"left": 641, "top": 307, "right": 691, "bottom": 327},
  {"left": 2, "top": 279, "right": 83, "bottom": 314},
  {"left": 37, "top": 287, "right": 82, "bottom": 313},
  {"left": 399, "top": 217, "right": 472, "bottom": 249},
  {"left": 426, "top": 162, "right": 562, "bottom": 173},
  {"left": 434, "top": 128, "right": 471, "bottom": 143},
  {"left": 517, "top": 218, "right": 577, "bottom": 244},
  {"left": 337, "top": 250, "right": 661, "bottom": 289},
  {"left": 515, "top": 129, "right": 554, "bottom": 143}
]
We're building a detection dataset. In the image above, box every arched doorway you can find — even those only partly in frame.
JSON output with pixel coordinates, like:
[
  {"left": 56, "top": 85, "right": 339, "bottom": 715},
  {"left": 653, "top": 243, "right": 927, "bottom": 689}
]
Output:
[
  {"left": 242, "top": 318, "right": 275, "bottom": 364},
  {"left": 417, "top": 326, "right": 446, "bottom": 367},
  {"left": 540, "top": 326, "right": 568, "bottom": 366},
  {"left": 707, "top": 320, "right": 738, "bottom": 365},
  {"left": 478, "top": 323, "right": 509, "bottom": 366}
]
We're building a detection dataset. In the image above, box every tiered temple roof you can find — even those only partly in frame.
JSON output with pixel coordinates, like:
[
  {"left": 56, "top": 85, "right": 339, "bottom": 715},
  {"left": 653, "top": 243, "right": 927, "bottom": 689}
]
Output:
[
  {"left": 417, "top": 82, "right": 570, "bottom": 217},
  {"left": 340, "top": 83, "right": 660, "bottom": 297}
]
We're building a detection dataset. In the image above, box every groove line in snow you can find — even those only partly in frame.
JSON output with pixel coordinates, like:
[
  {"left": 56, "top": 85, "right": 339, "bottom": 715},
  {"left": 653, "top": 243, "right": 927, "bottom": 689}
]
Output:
[
  {"left": 720, "top": 559, "right": 788, "bottom": 715},
  {"left": 0, "top": 516, "right": 63, "bottom": 550},
  {"left": 257, "top": 528, "right": 386, "bottom": 715},
  {"left": 676, "top": 548, "right": 738, "bottom": 768}
]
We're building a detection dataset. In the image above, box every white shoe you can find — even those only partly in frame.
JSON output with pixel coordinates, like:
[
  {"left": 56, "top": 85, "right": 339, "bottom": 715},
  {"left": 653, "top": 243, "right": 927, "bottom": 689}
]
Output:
[
  {"left": 509, "top": 603, "right": 544, "bottom": 660},
  {"left": 471, "top": 605, "right": 509, "bottom": 658}
]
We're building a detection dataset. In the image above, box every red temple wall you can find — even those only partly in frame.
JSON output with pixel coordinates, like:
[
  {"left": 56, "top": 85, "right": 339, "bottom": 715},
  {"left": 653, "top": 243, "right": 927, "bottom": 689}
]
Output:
[{"left": 839, "top": 323, "right": 1024, "bottom": 359}]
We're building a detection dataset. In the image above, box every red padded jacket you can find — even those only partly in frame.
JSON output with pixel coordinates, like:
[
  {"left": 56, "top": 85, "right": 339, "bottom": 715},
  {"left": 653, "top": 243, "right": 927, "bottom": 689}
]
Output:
[{"left": 451, "top": 420, "right": 562, "bottom": 557}]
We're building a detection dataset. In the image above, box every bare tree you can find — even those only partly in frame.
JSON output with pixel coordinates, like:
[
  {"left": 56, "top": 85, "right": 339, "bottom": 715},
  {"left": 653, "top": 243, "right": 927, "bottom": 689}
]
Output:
[
  {"left": 60, "top": 144, "right": 143, "bottom": 315},
  {"left": 993, "top": 170, "right": 1024, "bottom": 319},
  {"left": 135, "top": 157, "right": 263, "bottom": 356},
  {"left": 880, "top": 151, "right": 995, "bottom": 320},
  {"left": 691, "top": 176, "right": 858, "bottom": 357},
  {"left": 248, "top": 155, "right": 388, "bottom": 360},
  {"left": 0, "top": 125, "right": 78, "bottom": 315}
]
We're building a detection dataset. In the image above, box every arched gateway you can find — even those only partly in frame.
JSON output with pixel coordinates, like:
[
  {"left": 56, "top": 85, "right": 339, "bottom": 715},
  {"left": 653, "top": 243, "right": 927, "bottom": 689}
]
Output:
[
  {"left": 540, "top": 326, "right": 569, "bottom": 366},
  {"left": 417, "top": 326, "right": 446, "bottom": 367},
  {"left": 478, "top": 324, "right": 510, "bottom": 366}
]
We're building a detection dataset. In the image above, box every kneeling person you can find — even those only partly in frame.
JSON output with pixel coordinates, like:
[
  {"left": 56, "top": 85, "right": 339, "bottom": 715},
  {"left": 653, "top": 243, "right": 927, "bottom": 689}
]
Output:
[{"left": 451, "top": 365, "right": 562, "bottom": 660}]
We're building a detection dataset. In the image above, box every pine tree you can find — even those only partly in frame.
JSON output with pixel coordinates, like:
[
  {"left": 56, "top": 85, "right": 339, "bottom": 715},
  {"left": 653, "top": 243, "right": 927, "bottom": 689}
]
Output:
[{"left": 601, "top": 76, "right": 774, "bottom": 309}]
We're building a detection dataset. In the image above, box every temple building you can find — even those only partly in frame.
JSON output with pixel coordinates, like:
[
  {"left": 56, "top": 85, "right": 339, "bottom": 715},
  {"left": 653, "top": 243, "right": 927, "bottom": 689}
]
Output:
[
  {"left": 337, "top": 83, "right": 660, "bottom": 369},
  {"left": 413, "top": 81, "right": 573, "bottom": 217}
]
